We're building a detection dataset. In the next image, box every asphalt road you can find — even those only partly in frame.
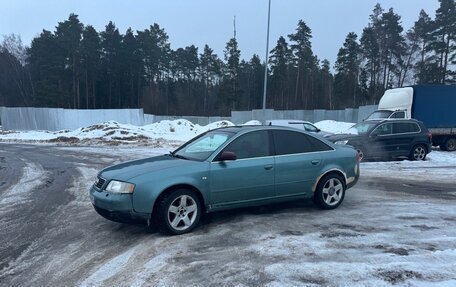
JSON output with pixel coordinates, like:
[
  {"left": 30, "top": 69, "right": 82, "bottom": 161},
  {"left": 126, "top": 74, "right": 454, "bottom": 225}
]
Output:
[{"left": 0, "top": 143, "right": 455, "bottom": 286}]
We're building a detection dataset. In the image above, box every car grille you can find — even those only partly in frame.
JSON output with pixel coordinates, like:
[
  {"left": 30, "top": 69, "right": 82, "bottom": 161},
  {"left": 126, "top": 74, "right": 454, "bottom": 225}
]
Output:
[{"left": 95, "top": 177, "right": 106, "bottom": 190}]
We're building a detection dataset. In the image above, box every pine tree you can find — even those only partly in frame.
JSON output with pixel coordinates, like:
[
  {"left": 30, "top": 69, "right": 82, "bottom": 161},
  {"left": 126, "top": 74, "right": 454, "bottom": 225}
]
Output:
[
  {"left": 431, "top": 0, "right": 456, "bottom": 83},
  {"left": 199, "top": 44, "right": 221, "bottom": 114},
  {"left": 55, "top": 14, "right": 83, "bottom": 108},
  {"left": 100, "top": 21, "right": 122, "bottom": 108},
  {"left": 80, "top": 25, "right": 101, "bottom": 108},
  {"left": 237, "top": 54, "right": 263, "bottom": 110},
  {"left": 288, "top": 20, "right": 317, "bottom": 109},
  {"left": 334, "top": 32, "right": 361, "bottom": 108},
  {"left": 412, "top": 10, "right": 434, "bottom": 83},
  {"left": 121, "top": 28, "right": 143, "bottom": 108},
  {"left": 318, "top": 59, "right": 333, "bottom": 109},
  {"left": 28, "top": 30, "right": 63, "bottom": 107},
  {"left": 269, "top": 36, "right": 292, "bottom": 109},
  {"left": 221, "top": 37, "right": 241, "bottom": 112}
]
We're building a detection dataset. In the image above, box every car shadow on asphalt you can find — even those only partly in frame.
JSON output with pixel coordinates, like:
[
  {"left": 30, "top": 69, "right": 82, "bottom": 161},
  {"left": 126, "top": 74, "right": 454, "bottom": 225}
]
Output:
[
  {"left": 102, "top": 199, "right": 323, "bottom": 235},
  {"left": 200, "top": 199, "right": 318, "bottom": 228}
]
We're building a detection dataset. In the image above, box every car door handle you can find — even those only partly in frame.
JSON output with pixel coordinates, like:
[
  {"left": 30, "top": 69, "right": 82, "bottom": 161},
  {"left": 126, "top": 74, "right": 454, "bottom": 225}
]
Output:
[
  {"left": 311, "top": 160, "right": 320, "bottom": 165},
  {"left": 264, "top": 164, "right": 273, "bottom": 170}
]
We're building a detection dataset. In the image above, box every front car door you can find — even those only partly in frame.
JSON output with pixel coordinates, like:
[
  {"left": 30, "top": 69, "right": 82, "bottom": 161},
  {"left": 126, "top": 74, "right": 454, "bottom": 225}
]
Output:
[
  {"left": 209, "top": 130, "right": 275, "bottom": 206},
  {"left": 369, "top": 122, "right": 396, "bottom": 158}
]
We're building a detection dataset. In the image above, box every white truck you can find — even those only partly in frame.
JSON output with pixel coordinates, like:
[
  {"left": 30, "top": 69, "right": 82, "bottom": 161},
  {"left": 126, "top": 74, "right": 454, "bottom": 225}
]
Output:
[{"left": 365, "top": 85, "right": 456, "bottom": 151}]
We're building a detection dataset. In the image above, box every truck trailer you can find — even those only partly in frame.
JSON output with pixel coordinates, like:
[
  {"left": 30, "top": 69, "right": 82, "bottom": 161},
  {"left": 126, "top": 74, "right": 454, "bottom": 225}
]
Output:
[{"left": 365, "top": 85, "right": 456, "bottom": 151}]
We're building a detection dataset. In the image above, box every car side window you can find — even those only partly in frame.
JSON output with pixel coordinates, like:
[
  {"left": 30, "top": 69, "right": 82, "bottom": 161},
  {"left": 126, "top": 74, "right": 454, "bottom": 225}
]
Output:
[
  {"left": 272, "top": 130, "right": 331, "bottom": 155},
  {"left": 373, "top": 123, "right": 392, "bottom": 136},
  {"left": 303, "top": 123, "right": 318, "bottom": 132},
  {"left": 221, "top": 131, "right": 270, "bottom": 160},
  {"left": 391, "top": 111, "right": 405, "bottom": 118},
  {"left": 409, "top": 123, "right": 420, "bottom": 133},
  {"left": 393, "top": 122, "right": 420, "bottom": 134}
]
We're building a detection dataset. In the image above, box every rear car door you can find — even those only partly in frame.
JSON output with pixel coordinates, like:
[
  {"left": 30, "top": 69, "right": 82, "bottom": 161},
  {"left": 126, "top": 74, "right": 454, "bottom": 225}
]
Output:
[
  {"left": 391, "top": 122, "right": 420, "bottom": 155},
  {"left": 272, "top": 130, "right": 333, "bottom": 198},
  {"left": 210, "top": 130, "right": 274, "bottom": 205}
]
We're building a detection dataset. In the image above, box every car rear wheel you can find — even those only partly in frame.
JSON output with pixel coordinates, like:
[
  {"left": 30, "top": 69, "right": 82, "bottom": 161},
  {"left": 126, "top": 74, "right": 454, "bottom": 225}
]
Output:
[
  {"left": 443, "top": 138, "right": 456, "bottom": 152},
  {"left": 410, "top": 145, "right": 427, "bottom": 161},
  {"left": 157, "top": 189, "right": 201, "bottom": 235},
  {"left": 314, "top": 174, "right": 346, "bottom": 210}
]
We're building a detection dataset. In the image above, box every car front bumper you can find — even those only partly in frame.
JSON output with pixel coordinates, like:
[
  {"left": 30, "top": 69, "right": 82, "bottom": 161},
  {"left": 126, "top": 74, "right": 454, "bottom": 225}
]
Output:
[{"left": 89, "top": 185, "right": 149, "bottom": 223}]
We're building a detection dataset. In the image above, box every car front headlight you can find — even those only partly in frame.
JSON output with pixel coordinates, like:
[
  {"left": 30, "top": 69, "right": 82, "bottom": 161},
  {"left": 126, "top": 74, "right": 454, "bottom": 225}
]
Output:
[
  {"left": 335, "top": 140, "right": 348, "bottom": 145},
  {"left": 105, "top": 180, "right": 135, "bottom": 193}
]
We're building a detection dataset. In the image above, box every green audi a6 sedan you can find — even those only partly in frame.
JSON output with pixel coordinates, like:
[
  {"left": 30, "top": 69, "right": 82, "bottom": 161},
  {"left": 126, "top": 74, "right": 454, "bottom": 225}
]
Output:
[{"left": 89, "top": 126, "right": 360, "bottom": 235}]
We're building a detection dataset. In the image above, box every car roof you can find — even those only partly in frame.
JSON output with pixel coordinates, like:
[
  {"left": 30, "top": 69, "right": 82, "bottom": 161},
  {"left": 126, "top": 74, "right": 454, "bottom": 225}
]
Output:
[
  {"left": 266, "top": 119, "right": 313, "bottom": 124},
  {"left": 214, "top": 125, "right": 310, "bottom": 134},
  {"left": 363, "top": 118, "right": 423, "bottom": 124}
]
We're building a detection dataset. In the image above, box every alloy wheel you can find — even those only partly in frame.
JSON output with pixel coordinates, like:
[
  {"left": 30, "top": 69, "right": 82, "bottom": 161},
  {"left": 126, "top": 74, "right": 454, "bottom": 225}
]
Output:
[
  {"left": 167, "top": 195, "right": 198, "bottom": 231},
  {"left": 322, "top": 178, "right": 344, "bottom": 206},
  {"left": 413, "top": 146, "right": 426, "bottom": 160}
]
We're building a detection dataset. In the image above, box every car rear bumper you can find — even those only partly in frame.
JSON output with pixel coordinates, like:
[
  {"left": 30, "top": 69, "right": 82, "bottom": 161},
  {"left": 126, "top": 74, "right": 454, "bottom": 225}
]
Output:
[
  {"left": 89, "top": 186, "right": 149, "bottom": 223},
  {"left": 347, "top": 163, "right": 360, "bottom": 189}
]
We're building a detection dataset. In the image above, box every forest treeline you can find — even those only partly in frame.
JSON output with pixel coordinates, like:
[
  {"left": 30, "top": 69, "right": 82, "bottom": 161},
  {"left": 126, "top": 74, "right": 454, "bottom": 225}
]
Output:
[{"left": 0, "top": 1, "right": 455, "bottom": 116}]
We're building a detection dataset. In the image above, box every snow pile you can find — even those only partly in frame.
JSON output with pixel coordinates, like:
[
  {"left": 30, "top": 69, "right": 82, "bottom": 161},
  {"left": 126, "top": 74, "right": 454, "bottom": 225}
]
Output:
[
  {"left": 242, "top": 120, "right": 262, "bottom": 125},
  {"left": 362, "top": 149, "right": 456, "bottom": 184},
  {"left": 0, "top": 119, "right": 234, "bottom": 144}
]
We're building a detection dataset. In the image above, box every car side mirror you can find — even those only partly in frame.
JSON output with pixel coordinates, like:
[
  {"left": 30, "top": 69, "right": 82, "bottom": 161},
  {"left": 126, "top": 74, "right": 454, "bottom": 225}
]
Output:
[
  {"left": 218, "top": 151, "right": 237, "bottom": 161},
  {"left": 316, "top": 128, "right": 321, "bottom": 132}
]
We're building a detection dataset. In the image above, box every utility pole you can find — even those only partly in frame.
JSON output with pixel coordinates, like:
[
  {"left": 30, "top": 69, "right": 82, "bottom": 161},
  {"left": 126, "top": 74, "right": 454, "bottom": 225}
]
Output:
[{"left": 262, "top": 0, "right": 271, "bottom": 110}]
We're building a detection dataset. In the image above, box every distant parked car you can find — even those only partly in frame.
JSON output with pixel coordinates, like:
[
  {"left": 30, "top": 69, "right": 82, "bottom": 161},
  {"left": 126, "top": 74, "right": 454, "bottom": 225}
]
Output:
[
  {"left": 265, "top": 119, "right": 332, "bottom": 137},
  {"left": 89, "top": 126, "right": 360, "bottom": 235},
  {"left": 326, "top": 119, "right": 432, "bottom": 161}
]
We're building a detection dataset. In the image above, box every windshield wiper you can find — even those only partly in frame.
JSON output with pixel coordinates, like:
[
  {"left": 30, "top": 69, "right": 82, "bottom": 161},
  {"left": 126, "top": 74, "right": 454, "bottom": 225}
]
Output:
[{"left": 168, "top": 151, "right": 188, "bottom": 160}]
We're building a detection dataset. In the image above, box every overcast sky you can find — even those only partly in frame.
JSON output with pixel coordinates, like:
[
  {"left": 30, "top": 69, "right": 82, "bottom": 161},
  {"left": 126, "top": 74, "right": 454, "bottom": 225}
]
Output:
[{"left": 1, "top": 0, "right": 440, "bottom": 67}]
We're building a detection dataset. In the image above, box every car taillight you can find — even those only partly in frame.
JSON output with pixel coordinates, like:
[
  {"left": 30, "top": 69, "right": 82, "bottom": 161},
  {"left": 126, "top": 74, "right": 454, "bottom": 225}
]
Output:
[
  {"left": 356, "top": 151, "right": 361, "bottom": 162},
  {"left": 428, "top": 132, "right": 432, "bottom": 142}
]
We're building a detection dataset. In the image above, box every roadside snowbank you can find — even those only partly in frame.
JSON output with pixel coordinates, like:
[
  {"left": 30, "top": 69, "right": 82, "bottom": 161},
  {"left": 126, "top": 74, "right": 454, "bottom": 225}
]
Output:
[
  {"left": 0, "top": 119, "right": 234, "bottom": 144},
  {"left": 0, "top": 118, "right": 356, "bottom": 145}
]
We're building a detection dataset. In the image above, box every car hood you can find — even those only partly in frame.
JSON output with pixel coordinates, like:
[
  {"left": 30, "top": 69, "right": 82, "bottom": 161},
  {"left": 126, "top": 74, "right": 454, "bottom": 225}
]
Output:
[
  {"left": 99, "top": 155, "right": 199, "bottom": 181},
  {"left": 326, "top": 133, "right": 361, "bottom": 142}
]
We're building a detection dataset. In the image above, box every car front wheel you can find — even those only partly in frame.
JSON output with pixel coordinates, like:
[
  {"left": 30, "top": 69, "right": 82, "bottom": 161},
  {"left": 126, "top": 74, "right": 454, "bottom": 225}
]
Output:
[
  {"left": 157, "top": 189, "right": 201, "bottom": 235},
  {"left": 410, "top": 145, "right": 427, "bottom": 161},
  {"left": 314, "top": 174, "right": 346, "bottom": 209}
]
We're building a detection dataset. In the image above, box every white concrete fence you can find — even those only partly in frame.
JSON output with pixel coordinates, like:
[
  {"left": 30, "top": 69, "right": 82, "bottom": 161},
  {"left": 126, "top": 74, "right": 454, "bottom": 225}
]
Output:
[{"left": 0, "top": 105, "right": 378, "bottom": 131}]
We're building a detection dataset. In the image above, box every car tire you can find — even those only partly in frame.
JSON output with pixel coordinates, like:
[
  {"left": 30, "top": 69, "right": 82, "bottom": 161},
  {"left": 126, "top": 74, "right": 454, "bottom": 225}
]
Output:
[
  {"left": 443, "top": 138, "right": 456, "bottom": 152},
  {"left": 409, "top": 144, "right": 427, "bottom": 161},
  {"left": 314, "top": 174, "right": 346, "bottom": 210},
  {"left": 156, "top": 189, "right": 201, "bottom": 235}
]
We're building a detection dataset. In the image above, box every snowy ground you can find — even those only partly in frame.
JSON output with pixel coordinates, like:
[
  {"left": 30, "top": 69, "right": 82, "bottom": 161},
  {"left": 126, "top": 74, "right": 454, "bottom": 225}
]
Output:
[{"left": 1, "top": 120, "right": 456, "bottom": 286}]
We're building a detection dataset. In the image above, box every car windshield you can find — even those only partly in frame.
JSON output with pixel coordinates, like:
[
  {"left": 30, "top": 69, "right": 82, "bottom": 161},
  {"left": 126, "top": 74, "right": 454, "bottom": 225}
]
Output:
[
  {"left": 346, "top": 122, "right": 378, "bottom": 135},
  {"left": 172, "top": 130, "right": 235, "bottom": 161}
]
